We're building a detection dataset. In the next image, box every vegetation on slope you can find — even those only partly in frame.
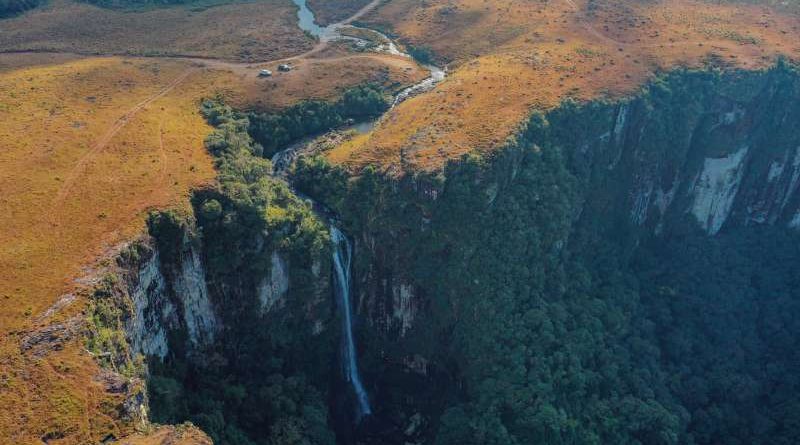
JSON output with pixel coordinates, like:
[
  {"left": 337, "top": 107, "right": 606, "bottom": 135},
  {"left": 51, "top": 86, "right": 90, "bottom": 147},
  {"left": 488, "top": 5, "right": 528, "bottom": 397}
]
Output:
[
  {"left": 0, "top": 0, "right": 312, "bottom": 61},
  {"left": 0, "top": 57, "right": 217, "bottom": 444},
  {"left": 292, "top": 65, "right": 800, "bottom": 444},
  {"left": 148, "top": 99, "right": 336, "bottom": 445},
  {"left": 248, "top": 84, "right": 389, "bottom": 158},
  {"left": 307, "top": 0, "right": 371, "bottom": 26},
  {"left": 146, "top": 83, "right": 395, "bottom": 444},
  {"left": 332, "top": 0, "right": 800, "bottom": 173}
]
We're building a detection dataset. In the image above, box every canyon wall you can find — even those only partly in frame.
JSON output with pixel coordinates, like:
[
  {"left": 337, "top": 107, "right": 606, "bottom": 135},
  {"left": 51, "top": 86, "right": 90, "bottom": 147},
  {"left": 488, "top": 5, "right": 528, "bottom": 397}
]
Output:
[
  {"left": 298, "top": 62, "right": 800, "bottom": 444},
  {"left": 90, "top": 62, "right": 800, "bottom": 445}
]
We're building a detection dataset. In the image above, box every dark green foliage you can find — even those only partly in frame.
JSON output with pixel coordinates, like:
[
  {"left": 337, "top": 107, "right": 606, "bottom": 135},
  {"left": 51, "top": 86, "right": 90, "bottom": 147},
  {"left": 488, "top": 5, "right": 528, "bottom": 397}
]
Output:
[
  {"left": 292, "top": 64, "right": 800, "bottom": 444},
  {"left": 0, "top": 0, "right": 45, "bottom": 18},
  {"left": 199, "top": 198, "right": 223, "bottom": 221},
  {"left": 635, "top": 228, "right": 800, "bottom": 445},
  {"left": 248, "top": 84, "right": 389, "bottom": 158},
  {"left": 338, "top": 85, "right": 390, "bottom": 119},
  {"left": 149, "top": 357, "right": 335, "bottom": 445},
  {"left": 148, "top": 99, "right": 335, "bottom": 445},
  {"left": 146, "top": 209, "right": 188, "bottom": 266},
  {"left": 405, "top": 45, "right": 435, "bottom": 65},
  {"left": 291, "top": 155, "right": 349, "bottom": 211}
]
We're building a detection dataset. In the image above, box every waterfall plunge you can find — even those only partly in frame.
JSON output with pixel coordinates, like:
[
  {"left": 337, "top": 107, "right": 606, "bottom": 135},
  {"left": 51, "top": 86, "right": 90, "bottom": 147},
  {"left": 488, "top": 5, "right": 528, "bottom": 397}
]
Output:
[{"left": 331, "top": 227, "right": 372, "bottom": 421}]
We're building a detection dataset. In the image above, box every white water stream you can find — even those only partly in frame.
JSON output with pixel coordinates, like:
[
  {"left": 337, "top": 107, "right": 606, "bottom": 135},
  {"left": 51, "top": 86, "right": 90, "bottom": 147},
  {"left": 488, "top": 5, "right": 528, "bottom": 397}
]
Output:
[
  {"left": 331, "top": 227, "right": 372, "bottom": 420},
  {"left": 274, "top": 0, "right": 445, "bottom": 422}
]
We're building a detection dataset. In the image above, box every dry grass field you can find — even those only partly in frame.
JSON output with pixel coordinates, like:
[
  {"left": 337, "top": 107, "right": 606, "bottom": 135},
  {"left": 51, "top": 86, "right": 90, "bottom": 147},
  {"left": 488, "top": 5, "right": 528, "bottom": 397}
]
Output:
[
  {"left": 0, "top": 0, "right": 312, "bottom": 62},
  {"left": 115, "top": 424, "right": 212, "bottom": 445},
  {"left": 0, "top": 55, "right": 225, "bottom": 444},
  {"left": 217, "top": 49, "right": 427, "bottom": 110},
  {"left": 327, "top": 0, "right": 800, "bottom": 173}
]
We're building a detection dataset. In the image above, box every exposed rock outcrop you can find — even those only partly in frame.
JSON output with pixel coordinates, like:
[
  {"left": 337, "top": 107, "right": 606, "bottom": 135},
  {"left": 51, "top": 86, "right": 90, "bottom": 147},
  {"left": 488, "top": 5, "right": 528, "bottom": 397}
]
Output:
[
  {"left": 171, "top": 243, "right": 216, "bottom": 347},
  {"left": 258, "top": 251, "right": 290, "bottom": 314}
]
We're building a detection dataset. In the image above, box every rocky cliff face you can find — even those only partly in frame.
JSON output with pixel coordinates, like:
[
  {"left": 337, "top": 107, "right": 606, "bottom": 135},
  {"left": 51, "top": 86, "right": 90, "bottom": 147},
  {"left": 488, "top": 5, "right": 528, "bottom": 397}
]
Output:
[
  {"left": 306, "top": 62, "right": 800, "bottom": 443},
  {"left": 355, "top": 233, "right": 421, "bottom": 338},
  {"left": 571, "top": 67, "right": 800, "bottom": 237},
  {"left": 117, "top": 236, "right": 219, "bottom": 362},
  {"left": 126, "top": 246, "right": 173, "bottom": 359},
  {"left": 354, "top": 64, "right": 800, "bottom": 331},
  {"left": 120, "top": 229, "right": 323, "bottom": 361},
  {"left": 92, "top": 63, "right": 800, "bottom": 444}
]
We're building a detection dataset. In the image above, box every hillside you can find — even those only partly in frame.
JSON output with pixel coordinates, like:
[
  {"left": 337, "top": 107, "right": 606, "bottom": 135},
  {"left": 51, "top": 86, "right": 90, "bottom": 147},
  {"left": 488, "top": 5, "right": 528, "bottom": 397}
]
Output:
[
  {"left": 0, "top": 0, "right": 426, "bottom": 442},
  {"left": 327, "top": 0, "right": 800, "bottom": 173},
  {"left": 307, "top": 0, "right": 372, "bottom": 25},
  {"left": 3, "top": 0, "right": 800, "bottom": 444},
  {"left": 0, "top": 55, "right": 223, "bottom": 444}
]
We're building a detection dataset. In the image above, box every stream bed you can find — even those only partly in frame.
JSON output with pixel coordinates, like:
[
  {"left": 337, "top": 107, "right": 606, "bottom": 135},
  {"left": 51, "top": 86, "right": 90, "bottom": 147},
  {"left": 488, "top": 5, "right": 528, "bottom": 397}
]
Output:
[{"left": 273, "top": 0, "right": 446, "bottom": 427}]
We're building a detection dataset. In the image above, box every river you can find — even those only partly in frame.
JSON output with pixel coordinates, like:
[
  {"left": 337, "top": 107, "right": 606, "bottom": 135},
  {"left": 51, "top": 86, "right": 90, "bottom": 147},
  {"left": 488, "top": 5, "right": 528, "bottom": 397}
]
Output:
[
  {"left": 272, "top": 1, "right": 445, "bottom": 178},
  {"left": 290, "top": 0, "right": 445, "bottom": 106},
  {"left": 277, "top": 0, "right": 445, "bottom": 424}
]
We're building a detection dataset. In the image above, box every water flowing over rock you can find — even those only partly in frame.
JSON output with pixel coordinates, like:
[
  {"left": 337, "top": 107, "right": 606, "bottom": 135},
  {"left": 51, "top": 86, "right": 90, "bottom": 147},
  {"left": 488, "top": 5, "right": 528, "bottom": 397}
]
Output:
[{"left": 331, "top": 226, "right": 372, "bottom": 421}]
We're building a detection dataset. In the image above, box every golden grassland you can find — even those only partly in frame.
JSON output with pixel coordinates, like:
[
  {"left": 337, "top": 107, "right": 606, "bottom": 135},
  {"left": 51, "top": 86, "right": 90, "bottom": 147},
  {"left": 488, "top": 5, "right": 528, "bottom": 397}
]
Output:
[
  {"left": 327, "top": 0, "right": 800, "bottom": 173},
  {"left": 223, "top": 49, "right": 428, "bottom": 110},
  {"left": 0, "top": 56, "right": 224, "bottom": 444},
  {"left": 114, "top": 424, "right": 212, "bottom": 445},
  {"left": 0, "top": 0, "right": 311, "bottom": 62}
]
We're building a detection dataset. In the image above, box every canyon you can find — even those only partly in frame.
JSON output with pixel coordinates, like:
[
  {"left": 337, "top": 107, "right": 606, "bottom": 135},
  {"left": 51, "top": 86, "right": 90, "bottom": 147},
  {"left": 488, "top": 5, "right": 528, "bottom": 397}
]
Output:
[
  {"left": 100, "top": 62, "right": 800, "bottom": 444},
  {"left": 2, "top": 0, "right": 800, "bottom": 444}
]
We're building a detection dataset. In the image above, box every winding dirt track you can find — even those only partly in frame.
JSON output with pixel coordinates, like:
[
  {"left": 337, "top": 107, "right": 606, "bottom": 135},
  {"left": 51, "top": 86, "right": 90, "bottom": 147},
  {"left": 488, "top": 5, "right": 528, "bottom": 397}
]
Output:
[
  {"left": 47, "top": 0, "right": 387, "bottom": 208},
  {"left": 51, "top": 67, "right": 197, "bottom": 206}
]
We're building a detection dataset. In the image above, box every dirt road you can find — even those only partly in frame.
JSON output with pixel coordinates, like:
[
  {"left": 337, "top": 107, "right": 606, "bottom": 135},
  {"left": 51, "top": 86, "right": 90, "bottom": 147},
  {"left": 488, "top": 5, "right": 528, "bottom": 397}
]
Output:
[{"left": 52, "top": 67, "right": 197, "bottom": 207}]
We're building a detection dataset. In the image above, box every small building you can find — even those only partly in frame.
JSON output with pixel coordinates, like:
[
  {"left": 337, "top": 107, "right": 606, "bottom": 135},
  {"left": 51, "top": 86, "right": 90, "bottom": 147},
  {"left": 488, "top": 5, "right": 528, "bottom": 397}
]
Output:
[
  {"left": 258, "top": 69, "right": 272, "bottom": 77},
  {"left": 278, "top": 64, "right": 292, "bottom": 72}
]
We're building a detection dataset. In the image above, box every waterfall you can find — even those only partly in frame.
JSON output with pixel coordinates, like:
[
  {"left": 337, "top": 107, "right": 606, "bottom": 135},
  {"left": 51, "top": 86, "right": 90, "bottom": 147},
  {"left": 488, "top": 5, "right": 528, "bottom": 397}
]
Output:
[{"left": 331, "top": 226, "right": 372, "bottom": 420}]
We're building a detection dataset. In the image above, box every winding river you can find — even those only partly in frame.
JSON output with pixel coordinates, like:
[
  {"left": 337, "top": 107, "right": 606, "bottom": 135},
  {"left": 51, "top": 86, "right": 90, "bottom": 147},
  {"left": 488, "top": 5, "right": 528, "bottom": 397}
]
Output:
[
  {"left": 275, "top": 0, "right": 445, "bottom": 423},
  {"left": 272, "top": 1, "right": 445, "bottom": 179},
  {"left": 290, "top": 0, "right": 445, "bottom": 106}
]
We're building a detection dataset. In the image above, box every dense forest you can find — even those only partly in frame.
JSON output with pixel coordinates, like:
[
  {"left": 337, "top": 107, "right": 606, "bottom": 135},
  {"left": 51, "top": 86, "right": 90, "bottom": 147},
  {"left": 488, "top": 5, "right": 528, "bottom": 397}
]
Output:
[
  {"left": 146, "top": 84, "right": 390, "bottom": 444},
  {"left": 143, "top": 64, "right": 800, "bottom": 445},
  {"left": 248, "top": 85, "right": 388, "bottom": 158},
  {"left": 290, "top": 63, "right": 800, "bottom": 444}
]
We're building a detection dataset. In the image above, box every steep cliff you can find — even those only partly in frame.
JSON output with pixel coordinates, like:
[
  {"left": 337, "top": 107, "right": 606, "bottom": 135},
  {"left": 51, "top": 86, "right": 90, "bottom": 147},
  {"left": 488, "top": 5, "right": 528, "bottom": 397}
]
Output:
[
  {"left": 94, "top": 63, "right": 800, "bottom": 445},
  {"left": 292, "top": 61, "right": 800, "bottom": 444}
]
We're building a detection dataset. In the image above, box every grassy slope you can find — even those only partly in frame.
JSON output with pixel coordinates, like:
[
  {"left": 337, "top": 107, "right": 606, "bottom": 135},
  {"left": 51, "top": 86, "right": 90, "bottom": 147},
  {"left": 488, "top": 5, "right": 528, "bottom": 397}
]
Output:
[
  {"left": 328, "top": 0, "right": 800, "bottom": 173},
  {"left": 0, "top": 56, "right": 222, "bottom": 444},
  {"left": 222, "top": 46, "right": 427, "bottom": 111}
]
